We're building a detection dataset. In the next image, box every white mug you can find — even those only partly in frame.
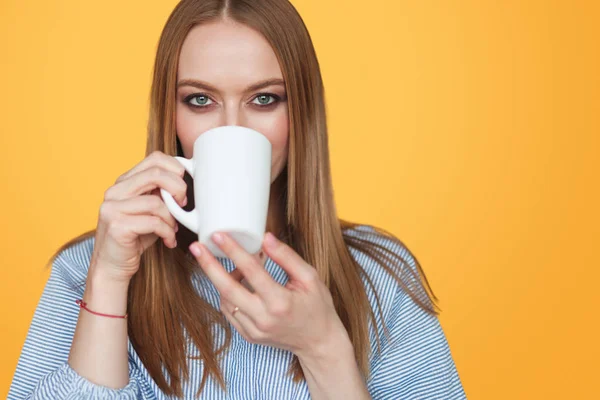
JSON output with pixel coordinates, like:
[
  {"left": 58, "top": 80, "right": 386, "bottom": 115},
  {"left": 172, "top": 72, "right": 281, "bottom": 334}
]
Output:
[{"left": 160, "top": 125, "right": 272, "bottom": 258}]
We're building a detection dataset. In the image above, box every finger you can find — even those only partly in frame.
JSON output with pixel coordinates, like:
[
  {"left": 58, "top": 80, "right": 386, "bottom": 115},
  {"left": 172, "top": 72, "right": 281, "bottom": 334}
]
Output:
[
  {"left": 262, "top": 232, "right": 315, "bottom": 283},
  {"left": 105, "top": 166, "right": 187, "bottom": 206},
  {"left": 220, "top": 297, "right": 264, "bottom": 341},
  {"left": 229, "top": 268, "right": 259, "bottom": 295},
  {"left": 189, "top": 242, "right": 260, "bottom": 314},
  {"left": 242, "top": 251, "right": 264, "bottom": 293},
  {"left": 116, "top": 150, "right": 186, "bottom": 183},
  {"left": 221, "top": 300, "right": 254, "bottom": 341},
  {"left": 101, "top": 195, "right": 178, "bottom": 232},
  {"left": 109, "top": 214, "right": 177, "bottom": 248},
  {"left": 212, "top": 232, "right": 284, "bottom": 303},
  {"left": 230, "top": 268, "right": 244, "bottom": 282}
]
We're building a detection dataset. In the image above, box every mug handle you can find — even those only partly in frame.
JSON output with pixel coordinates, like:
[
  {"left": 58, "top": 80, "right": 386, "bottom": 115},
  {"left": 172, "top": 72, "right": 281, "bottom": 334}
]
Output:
[{"left": 159, "top": 156, "right": 199, "bottom": 233}]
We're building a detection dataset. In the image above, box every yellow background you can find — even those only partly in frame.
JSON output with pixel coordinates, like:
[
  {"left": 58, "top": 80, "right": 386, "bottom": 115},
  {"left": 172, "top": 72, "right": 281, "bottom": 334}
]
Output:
[{"left": 1, "top": 1, "right": 598, "bottom": 398}]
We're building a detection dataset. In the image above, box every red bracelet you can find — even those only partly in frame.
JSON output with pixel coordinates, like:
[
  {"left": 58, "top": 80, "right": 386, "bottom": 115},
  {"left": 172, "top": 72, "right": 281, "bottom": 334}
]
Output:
[{"left": 75, "top": 299, "right": 128, "bottom": 319}]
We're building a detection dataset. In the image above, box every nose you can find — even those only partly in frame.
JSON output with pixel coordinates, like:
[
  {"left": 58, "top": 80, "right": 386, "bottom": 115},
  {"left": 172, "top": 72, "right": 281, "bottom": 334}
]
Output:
[{"left": 220, "top": 102, "right": 246, "bottom": 127}]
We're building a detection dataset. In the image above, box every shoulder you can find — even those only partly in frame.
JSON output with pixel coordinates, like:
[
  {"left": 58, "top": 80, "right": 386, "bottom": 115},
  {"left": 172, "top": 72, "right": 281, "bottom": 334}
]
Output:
[
  {"left": 51, "top": 235, "right": 96, "bottom": 289},
  {"left": 341, "top": 223, "right": 422, "bottom": 313},
  {"left": 342, "top": 224, "right": 417, "bottom": 268},
  {"left": 342, "top": 225, "right": 445, "bottom": 365},
  {"left": 342, "top": 223, "right": 419, "bottom": 285}
]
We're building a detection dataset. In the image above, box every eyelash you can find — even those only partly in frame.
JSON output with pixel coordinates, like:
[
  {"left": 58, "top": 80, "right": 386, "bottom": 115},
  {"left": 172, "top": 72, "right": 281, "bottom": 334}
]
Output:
[{"left": 183, "top": 92, "right": 283, "bottom": 110}]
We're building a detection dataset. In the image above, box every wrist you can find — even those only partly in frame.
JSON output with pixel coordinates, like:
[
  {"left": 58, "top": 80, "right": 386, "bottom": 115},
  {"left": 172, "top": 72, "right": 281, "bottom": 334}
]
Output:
[
  {"left": 88, "top": 261, "right": 132, "bottom": 287},
  {"left": 296, "top": 323, "right": 370, "bottom": 400},
  {"left": 84, "top": 265, "right": 130, "bottom": 316},
  {"left": 297, "top": 324, "right": 354, "bottom": 369},
  {"left": 88, "top": 254, "right": 136, "bottom": 286}
]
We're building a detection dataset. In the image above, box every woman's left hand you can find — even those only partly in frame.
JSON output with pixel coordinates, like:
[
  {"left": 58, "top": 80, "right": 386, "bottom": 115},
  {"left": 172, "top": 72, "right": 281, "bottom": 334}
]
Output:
[{"left": 188, "top": 231, "right": 348, "bottom": 360}]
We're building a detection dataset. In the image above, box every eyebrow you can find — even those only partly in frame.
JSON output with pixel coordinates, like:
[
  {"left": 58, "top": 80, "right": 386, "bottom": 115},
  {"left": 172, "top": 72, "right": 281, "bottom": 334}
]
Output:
[{"left": 177, "top": 78, "right": 285, "bottom": 93}]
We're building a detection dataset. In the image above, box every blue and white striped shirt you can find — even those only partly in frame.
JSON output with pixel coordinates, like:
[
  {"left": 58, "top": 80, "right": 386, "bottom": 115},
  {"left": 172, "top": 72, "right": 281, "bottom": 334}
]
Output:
[{"left": 8, "top": 225, "right": 466, "bottom": 399}]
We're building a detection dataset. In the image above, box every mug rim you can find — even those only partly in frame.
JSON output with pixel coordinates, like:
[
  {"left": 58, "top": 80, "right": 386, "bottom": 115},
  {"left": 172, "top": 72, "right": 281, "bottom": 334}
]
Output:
[{"left": 192, "top": 125, "right": 270, "bottom": 148}]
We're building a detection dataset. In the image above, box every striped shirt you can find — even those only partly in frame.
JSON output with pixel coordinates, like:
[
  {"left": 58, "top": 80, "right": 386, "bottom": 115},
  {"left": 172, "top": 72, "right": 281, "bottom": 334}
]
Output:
[{"left": 8, "top": 225, "right": 466, "bottom": 399}]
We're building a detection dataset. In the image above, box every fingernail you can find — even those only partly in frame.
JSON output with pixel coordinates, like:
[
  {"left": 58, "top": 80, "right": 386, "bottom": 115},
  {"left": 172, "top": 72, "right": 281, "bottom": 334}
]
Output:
[
  {"left": 182, "top": 196, "right": 188, "bottom": 206},
  {"left": 175, "top": 224, "right": 179, "bottom": 232},
  {"left": 212, "top": 233, "right": 224, "bottom": 244},
  {"left": 189, "top": 243, "right": 201, "bottom": 256}
]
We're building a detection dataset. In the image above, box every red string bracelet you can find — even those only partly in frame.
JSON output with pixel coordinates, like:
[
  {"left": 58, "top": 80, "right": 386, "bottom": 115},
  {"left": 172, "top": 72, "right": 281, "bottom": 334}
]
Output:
[{"left": 75, "top": 299, "right": 128, "bottom": 319}]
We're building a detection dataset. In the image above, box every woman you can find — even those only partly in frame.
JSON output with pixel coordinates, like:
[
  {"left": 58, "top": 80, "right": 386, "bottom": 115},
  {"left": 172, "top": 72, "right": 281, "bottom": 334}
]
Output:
[{"left": 8, "top": 0, "right": 466, "bottom": 399}]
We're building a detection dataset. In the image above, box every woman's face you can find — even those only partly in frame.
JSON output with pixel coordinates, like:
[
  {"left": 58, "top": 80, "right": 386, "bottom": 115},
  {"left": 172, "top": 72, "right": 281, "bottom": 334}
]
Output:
[{"left": 176, "top": 20, "right": 289, "bottom": 184}]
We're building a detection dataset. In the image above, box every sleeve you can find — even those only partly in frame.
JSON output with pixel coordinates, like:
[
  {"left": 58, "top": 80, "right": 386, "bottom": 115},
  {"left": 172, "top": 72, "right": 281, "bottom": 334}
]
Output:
[
  {"left": 367, "top": 285, "right": 467, "bottom": 400},
  {"left": 7, "top": 251, "right": 146, "bottom": 400}
]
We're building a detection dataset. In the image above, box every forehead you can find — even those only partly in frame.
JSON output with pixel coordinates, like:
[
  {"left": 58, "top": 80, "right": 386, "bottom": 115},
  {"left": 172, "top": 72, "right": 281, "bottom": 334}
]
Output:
[{"left": 178, "top": 20, "right": 283, "bottom": 85}]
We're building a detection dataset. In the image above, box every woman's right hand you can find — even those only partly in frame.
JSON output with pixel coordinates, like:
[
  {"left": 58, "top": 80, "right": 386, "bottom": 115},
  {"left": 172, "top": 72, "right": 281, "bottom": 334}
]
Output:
[{"left": 89, "top": 150, "right": 188, "bottom": 283}]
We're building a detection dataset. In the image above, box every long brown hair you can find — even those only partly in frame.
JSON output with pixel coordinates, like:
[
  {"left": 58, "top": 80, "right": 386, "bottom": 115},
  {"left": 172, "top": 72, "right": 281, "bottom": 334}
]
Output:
[{"left": 48, "top": 0, "right": 439, "bottom": 397}]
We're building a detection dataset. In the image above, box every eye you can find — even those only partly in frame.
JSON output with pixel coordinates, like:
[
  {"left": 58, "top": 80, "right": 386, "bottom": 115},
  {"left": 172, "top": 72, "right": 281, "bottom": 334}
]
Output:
[
  {"left": 183, "top": 92, "right": 283, "bottom": 110},
  {"left": 251, "top": 93, "right": 279, "bottom": 106},
  {"left": 186, "top": 94, "right": 213, "bottom": 108}
]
